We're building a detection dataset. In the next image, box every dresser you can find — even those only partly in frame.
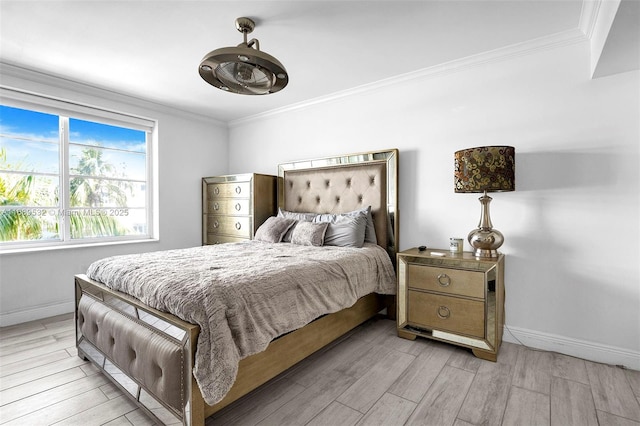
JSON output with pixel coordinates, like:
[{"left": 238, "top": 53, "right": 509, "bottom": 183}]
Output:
[
  {"left": 396, "top": 248, "right": 505, "bottom": 361},
  {"left": 202, "top": 173, "right": 276, "bottom": 245}
]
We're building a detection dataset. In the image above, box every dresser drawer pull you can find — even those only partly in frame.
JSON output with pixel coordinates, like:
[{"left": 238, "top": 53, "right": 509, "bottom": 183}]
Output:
[
  {"left": 235, "top": 203, "right": 242, "bottom": 211},
  {"left": 437, "top": 306, "right": 451, "bottom": 319},
  {"left": 213, "top": 187, "right": 220, "bottom": 195},
  {"left": 437, "top": 273, "right": 451, "bottom": 287},
  {"left": 213, "top": 220, "right": 219, "bottom": 228},
  {"left": 213, "top": 202, "right": 219, "bottom": 211},
  {"left": 235, "top": 222, "right": 242, "bottom": 230},
  {"left": 235, "top": 186, "right": 242, "bottom": 194}
]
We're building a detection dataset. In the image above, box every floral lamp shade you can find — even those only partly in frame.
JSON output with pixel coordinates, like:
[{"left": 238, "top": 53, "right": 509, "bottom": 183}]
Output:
[
  {"left": 454, "top": 146, "right": 515, "bottom": 193},
  {"left": 454, "top": 145, "right": 515, "bottom": 258}
]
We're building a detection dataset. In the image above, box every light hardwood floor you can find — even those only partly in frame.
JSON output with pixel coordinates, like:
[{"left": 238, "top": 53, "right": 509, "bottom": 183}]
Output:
[{"left": 1, "top": 314, "right": 639, "bottom": 426}]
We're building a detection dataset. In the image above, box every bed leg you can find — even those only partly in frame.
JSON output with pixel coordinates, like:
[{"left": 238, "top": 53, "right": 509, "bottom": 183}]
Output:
[
  {"left": 76, "top": 347, "right": 89, "bottom": 362},
  {"left": 384, "top": 295, "right": 397, "bottom": 320}
]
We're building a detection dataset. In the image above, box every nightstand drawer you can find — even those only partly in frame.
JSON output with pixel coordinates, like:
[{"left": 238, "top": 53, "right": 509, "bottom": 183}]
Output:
[
  {"left": 207, "top": 181, "right": 251, "bottom": 199},
  {"left": 207, "top": 199, "right": 250, "bottom": 215},
  {"left": 407, "top": 264, "right": 485, "bottom": 299},
  {"left": 206, "top": 215, "right": 251, "bottom": 238},
  {"left": 407, "top": 290, "right": 485, "bottom": 338}
]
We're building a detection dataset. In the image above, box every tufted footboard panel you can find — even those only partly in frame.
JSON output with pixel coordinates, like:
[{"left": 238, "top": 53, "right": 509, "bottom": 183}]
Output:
[{"left": 77, "top": 295, "right": 186, "bottom": 412}]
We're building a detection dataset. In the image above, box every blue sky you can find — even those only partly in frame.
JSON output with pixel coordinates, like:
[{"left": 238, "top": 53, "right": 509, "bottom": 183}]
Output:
[{"left": 0, "top": 104, "right": 146, "bottom": 179}]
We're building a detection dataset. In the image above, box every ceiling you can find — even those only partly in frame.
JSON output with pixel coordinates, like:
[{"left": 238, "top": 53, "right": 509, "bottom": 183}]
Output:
[{"left": 0, "top": 1, "right": 625, "bottom": 123}]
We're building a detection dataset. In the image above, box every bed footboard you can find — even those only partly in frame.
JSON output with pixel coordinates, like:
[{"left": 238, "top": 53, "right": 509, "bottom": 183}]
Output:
[
  {"left": 75, "top": 274, "right": 393, "bottom": 425},
  {"left": 75, "top": 275, "right": 204, "bottom": 426}
]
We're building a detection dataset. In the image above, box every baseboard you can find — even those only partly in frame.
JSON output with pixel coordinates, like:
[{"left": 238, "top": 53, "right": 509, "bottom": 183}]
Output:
[
  {"left": 502, "top": 325, "right": 640, "bottom": 371},
  {"left": 0, "top": 301, "right": 75, "bottom": 327}
]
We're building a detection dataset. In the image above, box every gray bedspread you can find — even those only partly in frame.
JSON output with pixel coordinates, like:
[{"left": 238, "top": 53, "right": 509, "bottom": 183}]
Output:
[{"left": 86, "top": 241, "right": 396, "bottom": 405}]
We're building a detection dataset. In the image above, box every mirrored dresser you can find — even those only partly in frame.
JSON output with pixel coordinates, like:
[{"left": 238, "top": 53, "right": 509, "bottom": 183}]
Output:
[
  {"left": 202, "top": 173, "right": 276, "bottom": 245},
  {"left": 396, "top": 248, "right": 505, "bottom": 361}
]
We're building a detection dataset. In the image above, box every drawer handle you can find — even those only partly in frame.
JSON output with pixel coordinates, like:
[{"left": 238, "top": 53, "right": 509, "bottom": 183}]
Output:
[
  {"left": 235, "top": 203, "right": 242, "bottom": 211},
  {"left": 213, "top": 202, "right": 219, "bottom": 211},
  {"left": 437, "top": 306, "right": 451, "bottom": 319},
  {"left": 213, "top": 220, "right": 219, "bottom": 228},
  {"left": 213, "top": 187, "right": 220, "bottom": 195},
  {"left": 235, "top": 186, "right": 242, "bottom": 194},
  {"left": 437, "top": 273, "right": 451, "bottom": 287},
  {"left": 235, "top": 222, "right": 242, "bottom": 230}
]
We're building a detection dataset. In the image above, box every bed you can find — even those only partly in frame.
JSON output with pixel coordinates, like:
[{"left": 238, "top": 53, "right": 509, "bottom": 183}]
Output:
[{"left": 74, "top": 148, "right": 399, "bottom": 426}]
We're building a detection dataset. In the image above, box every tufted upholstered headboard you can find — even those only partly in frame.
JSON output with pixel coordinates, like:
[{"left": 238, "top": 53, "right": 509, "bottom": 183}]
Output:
[{"left": 278, "top": 149, "right": 398, "bottom": 261}]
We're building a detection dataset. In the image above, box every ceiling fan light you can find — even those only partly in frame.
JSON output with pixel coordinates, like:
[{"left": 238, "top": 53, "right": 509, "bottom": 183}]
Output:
[{"left": 198, "top": 17, "right": 288, "bottom": 95}]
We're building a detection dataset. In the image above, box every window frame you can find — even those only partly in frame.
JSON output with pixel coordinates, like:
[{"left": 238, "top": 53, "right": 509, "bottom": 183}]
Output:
[{"left": 0, "top": 87, "right": 158, "bottom": 251}]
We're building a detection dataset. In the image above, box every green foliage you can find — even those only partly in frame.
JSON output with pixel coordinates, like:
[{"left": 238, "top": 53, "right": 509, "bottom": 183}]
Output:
[
  {"left": 0, "top": 148, "right": 43, "bottom": 241},
  {"left": 0, "top": 146, "right": 133, "bottom": 242}
]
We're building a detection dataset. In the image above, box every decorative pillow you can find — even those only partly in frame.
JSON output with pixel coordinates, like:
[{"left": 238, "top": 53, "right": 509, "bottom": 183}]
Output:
[
  {"left": 254, "top": 216, "right": 296, "bottom": 243},
  {"left": 323, "top": 214, "right": 367, "bottom": 248},
  {"left": 314, "top": 206, "right": 377, "bottom": 244},
  {"left": 290, "top": 221, "right": 329, "bottom": 247},
  {"left": 277, "top": 208, "right": 318, "bottom": 222},
  {"left": 278, "top": 208, "right": 318, "bottom": 242}
]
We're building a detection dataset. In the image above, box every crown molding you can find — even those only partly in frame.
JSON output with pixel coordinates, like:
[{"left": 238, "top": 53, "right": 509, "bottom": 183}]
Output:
[
  {"left": 229, "top": 27, "right": 588, "bottom": 128},
  {"left": 579, "top": 0, "right": 602, "bottom": 39},
  {"left": 0, "top": 61, "right": 227, "bottom": 128}
]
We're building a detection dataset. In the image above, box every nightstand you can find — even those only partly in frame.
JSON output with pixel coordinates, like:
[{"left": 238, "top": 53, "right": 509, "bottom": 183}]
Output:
[{"left": 396, "top": 248, "right": 505, "bottom": 361}]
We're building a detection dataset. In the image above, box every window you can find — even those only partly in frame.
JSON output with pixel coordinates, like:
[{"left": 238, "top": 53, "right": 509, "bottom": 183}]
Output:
[{"left": 0, "top": 89, "right": 155, "bottom": 249}]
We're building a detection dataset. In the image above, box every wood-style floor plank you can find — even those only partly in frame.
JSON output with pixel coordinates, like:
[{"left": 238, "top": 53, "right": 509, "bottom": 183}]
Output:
[
  {"left": 404, "top": 365, "right": 475, "bottom": 425},
  {"left": 336, "top": 348, "right": 415, "bottom": 413},
  {"left": 2, "top": 314, "right": 640, "bottom": 426},
  {"left": 256, "top": 370, "right": 356, "bottom": 426},
  {"left": 550, "top": 376, "right": 598, "bottom": 426},
  {"left": 586, "top": 362, "right": 640, "bottom": 422},
  {"left": 502, "top": 386, "right": 550, "bottom": 426},
  {"left": 457, "top": 361, "right": 513, "bottom": 425},
  {"left": 0, "top": 374, "right": 110, "bottom": 423},
  {"left": 356, "top": 392, "right": 416, "bottom": 426},
  {"left": 387, "top": 343, "right": 453, "bottom": 403}
]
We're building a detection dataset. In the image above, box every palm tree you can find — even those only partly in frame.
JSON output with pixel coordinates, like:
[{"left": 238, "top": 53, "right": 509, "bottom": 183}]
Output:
[
  {"left": 69, "top": 147, "right": 132, "bottom": 238},
  {"left": 0, "top": 146, "right": 134, "bottom": 241}
]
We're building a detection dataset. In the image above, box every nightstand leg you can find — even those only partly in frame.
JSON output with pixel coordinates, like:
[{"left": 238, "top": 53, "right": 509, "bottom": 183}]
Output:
[
  {"left": 397, "top": 329, "right": 417, "bottom": 341},
  {"left": 472, "top": 348, "right": 497, "bottom": 362}
]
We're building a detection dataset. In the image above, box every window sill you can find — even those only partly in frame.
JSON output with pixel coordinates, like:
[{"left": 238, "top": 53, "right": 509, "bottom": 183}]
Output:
[{"left": 0, "top": 237, "right": 160, "bottom": 255}]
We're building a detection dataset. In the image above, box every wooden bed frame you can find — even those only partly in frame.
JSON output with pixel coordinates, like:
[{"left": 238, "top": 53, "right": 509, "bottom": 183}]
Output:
[{"left": 74, "top": 149, "right": 399, "bottom": 425}]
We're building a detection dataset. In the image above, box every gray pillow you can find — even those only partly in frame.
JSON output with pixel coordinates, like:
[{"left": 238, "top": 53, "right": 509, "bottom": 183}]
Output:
[
  {"left": 254, "top": 216, "right": 296, "bottom": 243},
  {"left": 277, "top": 208, "right": 317, "bottom": 221},
  {"left": 314, "top": 206, "right": 377, "bottom": 244},
  {"left": 278, "top": 208, "right": 317, "bottom": 242},
  {"left": 323, "top": 214, "right": 367, "bottom": 248},
  {"left": 291, "top": 221, "right": 329, "bottom": 247}
]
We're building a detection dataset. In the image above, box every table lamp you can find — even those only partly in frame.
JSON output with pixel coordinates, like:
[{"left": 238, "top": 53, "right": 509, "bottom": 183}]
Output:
[{"left": 454, "top": 146, "right": 515, "bottom": 258}]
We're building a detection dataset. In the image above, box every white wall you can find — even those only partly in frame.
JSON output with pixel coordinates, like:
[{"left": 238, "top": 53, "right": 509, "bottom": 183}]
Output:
[
  {"left": 0, "top": 67, "right": 229, "bottom": 325},
  {"left": 228, "top": 40, "right": 640, "bottom": 368}
]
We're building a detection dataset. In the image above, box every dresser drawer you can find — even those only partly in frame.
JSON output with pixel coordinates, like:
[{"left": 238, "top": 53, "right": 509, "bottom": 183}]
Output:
[
  {"left": 407, "top": 264, "right": 485, "bottom": 299},
  {"left": 207, "top": 199, "right": 250, "bottom": 215},
  {"left": 207, "top": 182, "right": 251, "bottom": 199},
  {"left": 205, "top": 235, "right": 248, "bottom": 245},
  {"left": 206, "top": 215, "right": 251, "bottom": 238},
  {"left": 407, "top": 290, "right": 485, "bottom": 338}
]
